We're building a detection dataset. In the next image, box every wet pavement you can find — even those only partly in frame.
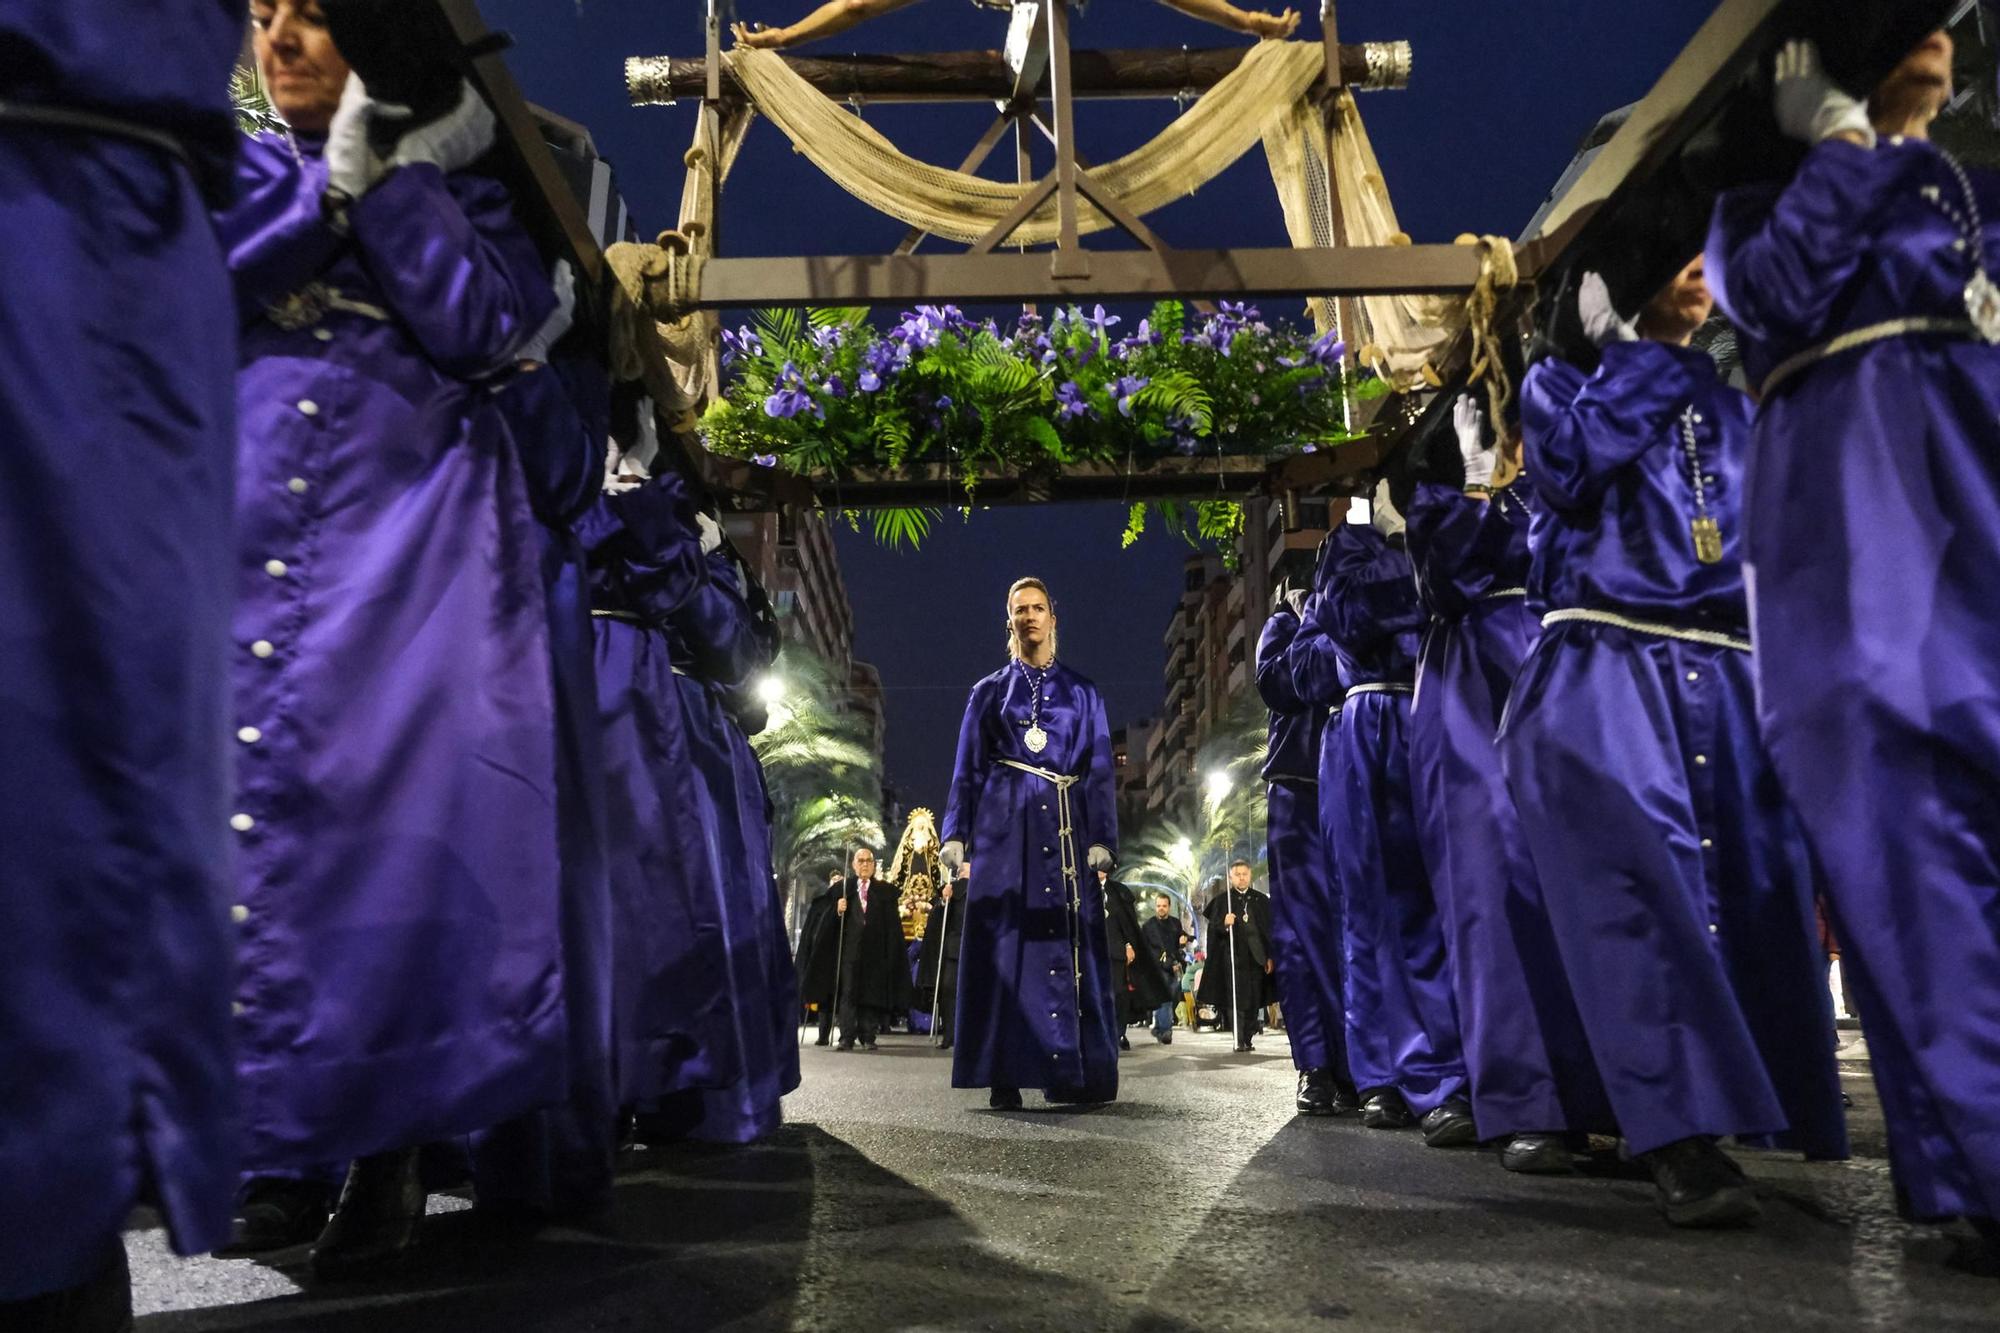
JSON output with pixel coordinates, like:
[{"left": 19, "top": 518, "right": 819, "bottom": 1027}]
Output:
[{"left": 130, "top": 1026, "right": 1998, "bottom": 1331}]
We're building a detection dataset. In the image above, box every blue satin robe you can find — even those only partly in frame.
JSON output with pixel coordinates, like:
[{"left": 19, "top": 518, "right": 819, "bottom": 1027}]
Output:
[
  {"left": 665, "top": 549, "right": 801, "bottom": 1142},
  {"left": 943, "top": 662, "right": 1120, "bottom": 1096},
  {"left": 1314, "top": 525, "right": 1469, "bottom": 1114},
  {"left": 1501, "top": 344, "right": 1845, "bottom": 1160},
  {"left": 217, "top": 135, "right": 570, "bottom": 1171},
  {"left": 1255, "top": 611, "right": 1347, "bottom": 1079},
  {"left": 0, "top": 3, "right": 242, "bottom": 1297},
  {"left": 1407, "top": 483, "right": 1609, "bottom": 1139},
  {"left": 1710, "top": 137, "right": 2000, "bottom": 1221}
]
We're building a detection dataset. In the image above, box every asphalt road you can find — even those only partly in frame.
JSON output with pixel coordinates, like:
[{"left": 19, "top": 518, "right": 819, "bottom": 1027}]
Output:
[{"left": 130, "top": 1028, "right": 1998, "bottom": 1332}]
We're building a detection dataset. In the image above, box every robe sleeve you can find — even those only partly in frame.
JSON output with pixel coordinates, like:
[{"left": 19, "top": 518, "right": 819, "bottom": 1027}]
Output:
[
  {"left": 1083, "top": 686, "right": 1119, "bottom": 858},
  {"left": 492, "top": 357, "right": 607, "bottom": 529},
  {"left": 216, "top": 134, "right": 344, "bottom": 319},
  {"left": 347, "top": 165, "right": 554, "bottom": 380},
  {"left": 941, "top": 679, "right": 993, "bottom": 851},
  {"left": 600, "top": 475, "right": 707, "bottom": 623},
  {"left": 1405, "top": 481, "right": 1526, "bottom": 614},
  {"left": 1311, "top": 527, "right": 1424, "bottom": 657},
  {"left": 1707, "top": 139, "right": 1927, "bottom": 347},
  {"left": 1254, "top": 611, "right": 1307, "bottom": 712},
  {"left": 669, "top": 551, "right": 767, "bottom": 689},
  {"left": 1284, "top": 607, "right": 1346, "bottom": 707},
  {"left": 1521, "top": 344, "right": 1696, "bottom": 512}
]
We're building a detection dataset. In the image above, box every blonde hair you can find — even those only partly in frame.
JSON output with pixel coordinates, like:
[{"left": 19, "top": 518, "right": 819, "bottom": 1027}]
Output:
[{"left": 1005, "top": 576, "right": 1058, "bottom": 661}]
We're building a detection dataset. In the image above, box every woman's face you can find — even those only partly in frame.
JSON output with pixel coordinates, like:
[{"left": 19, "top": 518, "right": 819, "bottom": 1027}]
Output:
[
  {"left": 252, "top": 0, "right": 350, "bottom": 135},
  {"left": 1009, "top": 586, "right": 1053, "bottom": 654}
]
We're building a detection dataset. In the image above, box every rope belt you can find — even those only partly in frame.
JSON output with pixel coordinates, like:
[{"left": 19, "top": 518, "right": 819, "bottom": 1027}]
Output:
[
  {"left": 1761, "top": 317, "right": 1982, "bottom": 397},
  {"left": 1481, "top": 587, "right": 1527, "bottom": 600},
  {"left": 0, "top": 98, "right": 193, "bottom": 170},
  {"left": 998, "top": 758, "right": 1085, "bottom": 1014},
  {"left": 1542, "top": 607, "right": 1752, "bottom": 653},
  {"left": 1345, "top": 682, "right": 1415, "bottom": 697}
]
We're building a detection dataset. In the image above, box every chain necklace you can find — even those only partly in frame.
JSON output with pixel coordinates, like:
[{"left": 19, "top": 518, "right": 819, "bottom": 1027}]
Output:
[
  {"left": 1016, "top": 658, "right": 1053, "bottom": 754},
  {"left": 1679, "top": 406, "right": 1724, "bottom": 565},
  {"left": 1919, "top": 146, "right": 2000, "bottom": 344}
]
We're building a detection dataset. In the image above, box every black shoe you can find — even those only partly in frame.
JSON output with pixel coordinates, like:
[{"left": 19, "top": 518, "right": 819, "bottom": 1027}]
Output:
[
  {"left": 1296, "top": 1068, "right": 1339, "bottom": 1116},
  {"left": 1420, "top": 1098, "right": 1478, "bottom": 1148},
  {"left": 1359, "top": 1089, "right": 1415, "bottom": 1129},
  {"left": 1328, "top": 1079, "right": 1362, "bottom": 1114},
  {"left": 939, "top": 1039, "right": 954, "bottom": 1050},
  {"left": 220, "top": 1177, "right": 335, "bottom": 1254},
  {"left": 1234, "top": 1040, "right": 1255, "bottom": 1053},
  {"left": 1119, "top": 1035, "right": 1131, "bottom": 1051},
  {"left": 836, "top": 1041, "right": 854, "bottom": 1052},
  {"left": 1499, "top": 1132, "right": 1576, "bottom": 1175},
  {"left": 1638, "top": 1138, "right": 1759, "bottom": 1229},
  {"left": 989, "top": 1086, "right": 1023, "bottom": 1110},
  {"left": 860, "top": 1039, "right": 878, "bottom": 1051},
  {"left": 311, "top": 1148, "right": 426, "bottom": 1281},
  {"left": 0, "top": 1243, "right": 131, "bottom": 1333},
  {"left": 1162, "top": 1033, "right": 1173, "bottom": 1045},
  {"left": 813, "top": 1036, "right": 830, "bottom": 1047}
]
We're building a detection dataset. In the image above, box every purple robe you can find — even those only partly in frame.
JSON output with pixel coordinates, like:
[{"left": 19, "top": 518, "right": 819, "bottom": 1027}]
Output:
[
  {"left": 1500, "top": 344, "right": 1845, "bottom": 1160},
  {"left": 1710, "top": 137, "right": 2000, "bottom": 1221},
  {"left": 0, "top": 4, "right": 241, "bottom": 1297},
  {"left": 1255, "top": 611, "right": 1348, "bottom": 1079},
  {"left": 579, "top": 477, "right": 733, "bottom": 1108},
  {"left": 1312, "top": 525, "right": 1468, "bottom": 1114},
  {"left": 217, "top": 135, "right": 569, "bottom": 1171},
  {"left": 660, "top": 549, "right": 801, "bottom": 1142},
  {"left": 1406, "top": 482, "right": 1609, "bottom": 1139},
  {"left": 943, "top": 662, "right": 1120, "bottom": 1096},
  {"left": 470, "top": 359, "right": 615, "bottom": 1218}
]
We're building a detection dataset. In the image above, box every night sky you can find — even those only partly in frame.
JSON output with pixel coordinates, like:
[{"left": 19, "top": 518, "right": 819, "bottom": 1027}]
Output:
[{"left": 480, "top": 0, "right": 1716, "bottom": 808}]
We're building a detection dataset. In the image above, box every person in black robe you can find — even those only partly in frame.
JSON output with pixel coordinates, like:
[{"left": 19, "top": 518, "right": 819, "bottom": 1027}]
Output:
[
  {"left": 916, "top": 868, "right": 967, "bottom": 1048},
  {"left": 1100, "top": 872, "right": 1174, "bottom": 1048},
  {"left": 1139, "top": 894, "right": 1192, "bottom": 1043},
  {"left": 834, "top": 847, "right": 913, "bottom": 1050},
  {"left": 795, "top": 868, "right": 851, "bottom": 1045},
  {"left": 1196, "top": 862, "right": 1276, "bottom": 1051}
]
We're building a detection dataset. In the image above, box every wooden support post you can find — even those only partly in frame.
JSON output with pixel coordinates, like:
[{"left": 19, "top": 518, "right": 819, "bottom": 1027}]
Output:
[
  {"left": 894, "top": 109, "right": 1019, "bottom": 255},
  {"left": 1046, "top": 0, "right": 1087, "bottom": 278}
]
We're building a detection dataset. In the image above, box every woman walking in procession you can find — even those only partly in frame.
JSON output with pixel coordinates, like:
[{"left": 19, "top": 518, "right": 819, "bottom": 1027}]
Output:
[{"left": 941, "top": 578, "right": 1121, "bottom": 1110}]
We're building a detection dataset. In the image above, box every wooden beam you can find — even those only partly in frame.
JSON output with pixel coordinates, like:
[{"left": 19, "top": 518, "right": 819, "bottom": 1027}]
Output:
[
  {"left": 625, "top": 41, "right": 1412, "bottom": 107},
  {"left": 894, "top": 110, "right": 1019, "bottom": 255},
  {"left": 784, "top": 450, "right": 1380, "bottom": 510},
  {"left": 692, "top": 245, "right": 1488, "bottom": 309}
]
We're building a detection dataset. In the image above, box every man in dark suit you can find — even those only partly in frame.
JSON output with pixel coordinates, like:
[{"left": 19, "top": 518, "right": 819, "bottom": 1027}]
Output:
[
  {"left": 835, "top": 847, "right": 912, "bottom": 1050},
  {"left": 1139, "top": 893, "right": 1192, "bottom": 1044}
]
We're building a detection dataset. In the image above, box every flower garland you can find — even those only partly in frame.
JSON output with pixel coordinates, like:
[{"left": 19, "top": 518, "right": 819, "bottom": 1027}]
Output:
[{"left": 701, "top": 300, "right": 1385, "bottom": 549}]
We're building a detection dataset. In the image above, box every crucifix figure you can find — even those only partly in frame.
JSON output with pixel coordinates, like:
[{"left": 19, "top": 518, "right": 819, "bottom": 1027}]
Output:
[{"left": 731, "top": 0, "right": 1301, "bottom": 50}]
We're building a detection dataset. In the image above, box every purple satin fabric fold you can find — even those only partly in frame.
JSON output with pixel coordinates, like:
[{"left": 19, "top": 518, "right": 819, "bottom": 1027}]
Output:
[
  {"left": 0, "top": 101, "right": 239, "bottom": 1295},
  {"left": 943, "top": 663, "right": 1121, "bottom": 1095},
  {"left": 218, "top": 138, "right": 569, "bottom": 1171},
  {"left": 1407, "top": 483, "right": 1610, "bottom": 1139},
  {"left": 1712, "top": 137, "right": 2000, "bottom": 1219}
]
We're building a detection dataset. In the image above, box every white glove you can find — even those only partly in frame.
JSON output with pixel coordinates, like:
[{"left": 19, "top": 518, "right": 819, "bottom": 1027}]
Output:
[
  {"left": 515, "top": 260, "right": 576, "bottom": 366},
  {"left": 1773, "top": 39, "right": 1876, "bottom": 148},
  {"left": 696, "top": 512, "right": 724, "bottom": 555},
  {"left": 603, "top": 441, "right": 642, "bottom": 494},
  {"left": 1454, "top": 394, "right": 1496, "bottom": 489},
  {"left": 1577, "top": 271, "right": 1636, "bottom": 348},
  {"left": 1284, "top": 588, "right": 1309, "bottom": 619},
  {"left": 387, "top": 80, "right": 497, "bottom": 176},
  {"left": 1371, "top": 479, "right": 1405, "bottom": 540},
  {"left": 940, "top": 841, "right": 965, "bottom": 873},
  {"left": 324, "top": 73, "right": 396, "bottom": 201},
  {"left": 625, "top": 403, "right": 662, "bottom": 476},
  {"left": 1087, "top": 845, "right": 1116, "bottom": 875}
]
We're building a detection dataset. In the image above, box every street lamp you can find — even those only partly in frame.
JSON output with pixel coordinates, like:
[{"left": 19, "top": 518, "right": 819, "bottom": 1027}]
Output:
[
  {"left": 1170, "top": 838, "right": 1192, "bottom": 862},
  {"left": 755, "top": 674, "right": 787, "bottom": 708},
  {"left": 1204, "top": 770, "right": 1234, "bottom": 804}
]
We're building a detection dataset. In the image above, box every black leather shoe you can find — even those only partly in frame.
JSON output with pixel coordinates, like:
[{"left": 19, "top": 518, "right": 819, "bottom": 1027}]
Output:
[
  {"left": 860, "top": 1039, "right": 878, "bottom": 1051},
  {"left": 1328, "top": 1079, "right": 1362, "bottom": 1115},
  {"left": 835, "top": 1040, "right": 854, "bottom": 1052},
  {"left": 1359, "top": 1089, "right": 1415, "bottom": 1129},
  {"left": 1296, "top": 1068, "right": 1338, "bottom": 1116},
  {"left": 311, "top": 1148, "right": 426, "bottom": 1281},
  {"left": 1638, "top": 1137, "right": 1759, "bottom": 1228},
  {"left": 989, "top": 1086, "right": 1023, "bottom": 1110},
  {"left": 220, "top": 1177, "right": 335, "bottom": 1254},
  {"left": 0, "top": 1243, "right": 131, "bottom": 1333},
  {"left": 1499, "top": 1132, "right": 1576, "bottom": 1174},
  {"left": 1420, "top": 1098, "right": 1478, "bottom": 1148},
  {"left": 1119, "top": 1035, "right": 1131, "bottom": 1051},
  {"left": 813, "top": 1036, "right": 830, "bottom": 1047}
]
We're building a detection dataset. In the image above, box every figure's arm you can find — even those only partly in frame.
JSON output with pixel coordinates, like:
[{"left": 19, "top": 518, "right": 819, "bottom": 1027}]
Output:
[
  {"left": 1155, "top": 0, "right": 1300, "bottom": 38},
  {"left": 1254, "top": 611, "right": 1308, "bottom": 712},
  {"left": 732, "top": 0, "right": 923, "bottom": 50},
  {"left": 1314, "top": 529, "right": 1425, "bottom": 655},
  {"left": 1519, "top": 345, "right": 1695, "bottom": 512},
  {"left": 940, "top": 680, "right": 992, "bottom": 856},
  {"left": 1285, "top": 606, "right": 1346, "bottom": 706}
]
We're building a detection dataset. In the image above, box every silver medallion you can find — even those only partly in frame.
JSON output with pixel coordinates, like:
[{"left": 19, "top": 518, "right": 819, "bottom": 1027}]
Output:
[
  {"left": 1967, "top": 269, "right": 2000, "bottom": 345},
  {"left": 1024, "top": 725, "right": 1049, "bottom": 754}
]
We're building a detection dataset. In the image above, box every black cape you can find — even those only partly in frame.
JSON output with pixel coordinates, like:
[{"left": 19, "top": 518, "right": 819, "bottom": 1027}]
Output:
[
  {"left": 1195, "top": 886, "right": 1276, "bottom": 1011},
  {"left": 1139, "top": 913, "right": 1190, "bottom": 997},
  {"left": 1103, "top": 879, "right": 1174, "bottom": 1015},
  {"left": 794, "top": 882, "right": 846, "bottom": 1006}
]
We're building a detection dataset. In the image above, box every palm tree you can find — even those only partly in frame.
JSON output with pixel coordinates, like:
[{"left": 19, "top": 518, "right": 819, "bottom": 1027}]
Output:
[{"left": 749, "top": 645, "right": 887, "bottom": 937}]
